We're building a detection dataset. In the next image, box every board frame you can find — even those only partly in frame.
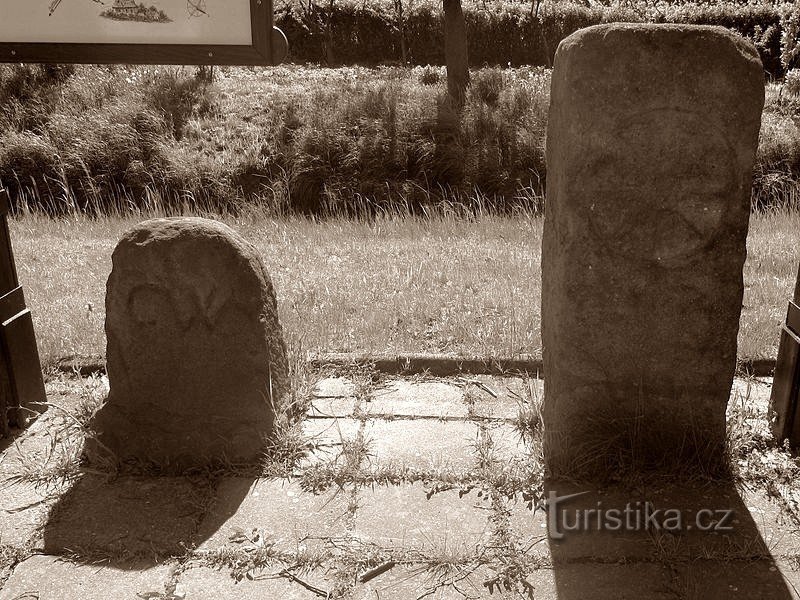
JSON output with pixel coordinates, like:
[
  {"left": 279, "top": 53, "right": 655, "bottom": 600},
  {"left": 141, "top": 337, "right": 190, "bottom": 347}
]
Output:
[{"left": 0, "top": 0, "right": 282, "bottom": 65}]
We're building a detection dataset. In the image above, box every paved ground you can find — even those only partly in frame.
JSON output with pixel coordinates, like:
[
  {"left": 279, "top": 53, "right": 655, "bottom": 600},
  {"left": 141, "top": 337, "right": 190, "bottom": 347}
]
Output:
[{"left": 1, "top": 372, "right": 799, "bottom": 599}]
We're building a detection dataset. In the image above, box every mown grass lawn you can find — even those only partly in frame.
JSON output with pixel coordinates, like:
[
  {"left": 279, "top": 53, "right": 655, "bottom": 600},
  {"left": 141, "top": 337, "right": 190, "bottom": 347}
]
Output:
[{"left": 14, "top": 209, "right": 800, "bottom": 369}]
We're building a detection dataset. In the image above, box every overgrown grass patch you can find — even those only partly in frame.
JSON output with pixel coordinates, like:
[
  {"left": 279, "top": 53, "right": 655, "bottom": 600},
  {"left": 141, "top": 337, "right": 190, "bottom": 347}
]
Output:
[
  {"left": 4, "top": 66, "right": 800, "bottom": 216},
  {"left": 13, "top": 208, "right": 800, "bottom": 369}
]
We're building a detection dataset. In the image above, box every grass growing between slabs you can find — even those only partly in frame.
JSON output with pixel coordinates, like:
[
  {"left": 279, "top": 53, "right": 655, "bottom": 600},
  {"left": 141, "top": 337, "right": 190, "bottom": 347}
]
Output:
[
  {"left": 1, "top": 366, "right": 797, "bottom": 596},
  {"left": 12, "top": 208, "right": 800, "bottom": 370}
]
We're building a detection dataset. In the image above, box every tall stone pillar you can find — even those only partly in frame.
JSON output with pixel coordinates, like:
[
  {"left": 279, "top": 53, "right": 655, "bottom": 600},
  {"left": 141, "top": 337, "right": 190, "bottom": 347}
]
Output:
[{"left": 542, "top": 24, "right": 764, "bottom": 477}]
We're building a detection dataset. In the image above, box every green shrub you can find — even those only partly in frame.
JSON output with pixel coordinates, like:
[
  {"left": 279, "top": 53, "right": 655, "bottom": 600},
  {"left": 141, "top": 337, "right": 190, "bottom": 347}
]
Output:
[
  {"left": 2, "top": 64, "right": 800, "bottom": 216},
  {"left": 471, "top": 68, "right": 505, "bottom": 106},
  {"left": 275, "top": 0, "right": 790, "bottom": 77},
  {"left": 144, "top": 69, "right": 218, "bottom": 138},
  {"left": 785, "top": 69, "right": 800, "bottom": 97},
  {"left": 418, "top": 65, "right": 442, "bottom": 85}
]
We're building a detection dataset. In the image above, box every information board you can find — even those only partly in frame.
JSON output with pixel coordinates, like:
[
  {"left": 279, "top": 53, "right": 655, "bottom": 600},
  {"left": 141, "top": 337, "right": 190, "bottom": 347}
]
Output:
[{"left": 0, "top": 0, "right": 287, "bottom": 65}]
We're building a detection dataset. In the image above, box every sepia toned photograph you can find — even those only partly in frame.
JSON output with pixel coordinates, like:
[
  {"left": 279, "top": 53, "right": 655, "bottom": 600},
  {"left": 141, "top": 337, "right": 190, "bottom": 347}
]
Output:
[
  {"left": 1, "top": 0, "right": 252, "bottom": 45},
  {"left": 1, "top": 0, "right": 800, "bottom": 598}
]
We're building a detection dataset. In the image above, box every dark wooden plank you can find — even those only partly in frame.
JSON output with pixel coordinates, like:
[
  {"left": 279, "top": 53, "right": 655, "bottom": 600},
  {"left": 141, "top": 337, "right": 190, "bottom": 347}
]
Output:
[
  {"left": 0, "top": 209, "right": 18, "bottom": 297},
  {"left": 789, "top": 301, "right": 800, "bottom": 336},
  {"left": 0, "top": 0, "right": 285, "bottom": 66},
  {"left": 794, "top": 261, "right": 800, "bottom": 304},
  {"left": 772, "top": 325, "right": 800, "bottom": 442},
  {"left": 0, "top": 287, "right": 25, "bottom": 322},
  {"left": 0, "top": 189, "right": 10, "bottom": 216},
  {"left": 2, "top": 309, "right": 46, "bottom": 428}
]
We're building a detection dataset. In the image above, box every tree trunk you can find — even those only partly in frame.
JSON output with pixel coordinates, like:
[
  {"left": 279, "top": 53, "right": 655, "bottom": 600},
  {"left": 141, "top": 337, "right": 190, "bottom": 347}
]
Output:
[{"left": 443, "top": 0, "right": 469, "bottom": 108}]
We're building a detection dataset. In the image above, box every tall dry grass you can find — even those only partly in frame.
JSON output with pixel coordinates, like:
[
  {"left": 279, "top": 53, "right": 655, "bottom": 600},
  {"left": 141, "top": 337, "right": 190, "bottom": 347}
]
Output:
[{"left": 13, "top": 207, "right": 799, "bottom": 369}]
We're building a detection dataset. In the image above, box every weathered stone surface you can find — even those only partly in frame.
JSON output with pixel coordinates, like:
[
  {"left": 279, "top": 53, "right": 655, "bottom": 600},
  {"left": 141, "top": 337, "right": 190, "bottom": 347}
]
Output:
[
  {"left": 195, "top": 478, "right": 350, "bottom": 552},
  {"left": 0, "top": 480, "right": 49, "bottom": 547},
  {"left": 466, "top": 376, "right": 543, "bottom": 420},
  {"left": 0, "top": 555, "right": 173, "bottom": 600},
  {"left": 352, "top": 565, "right": 499, "bottom": 599},
  {"left": 300, "top": 417, "right": 362, "bottom": 467},
  {"left": 526, "top": 564, "right": 681, "bottom": 600},
  {"left": 308, "top": 377, "right": 356, "bottom": 417},
  {"left": 353, "top": 483, "right": 491, "bottom": 552},
  {"left": 361, "top": 419, "right": 478, "bottom": 472},
  {"left": 542, "top": 24, "right": 765, "bottom": 475},
  {"left": 42, "top": 475, "right": 205, "bottom": 557},
  {"left": 365, "top": 380, "right": 467, "bottom": 419},
  {"left": 176, "top": 565, "right": 327, "bottom": 599},
  {"left": 90, "top": 217, "right": 289, "bottom": 469}
]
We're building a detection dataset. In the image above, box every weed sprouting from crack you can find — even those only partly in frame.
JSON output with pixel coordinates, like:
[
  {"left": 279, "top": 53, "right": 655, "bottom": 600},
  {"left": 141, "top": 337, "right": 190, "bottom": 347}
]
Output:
[
  {"left": 6, "top": 374, "right": 113, "bottom": 492},
  {"left": 299, "top": 421, "right": 369, "bottom": 493},
  {"left": 193, "top": 535, "right": 328, "bottom": 584},
  {"left": 261, "top": 411, "right": 306, "bottom": 478},
  {"left": 512, "top": 375, "right": 544, "bottom": 446}
]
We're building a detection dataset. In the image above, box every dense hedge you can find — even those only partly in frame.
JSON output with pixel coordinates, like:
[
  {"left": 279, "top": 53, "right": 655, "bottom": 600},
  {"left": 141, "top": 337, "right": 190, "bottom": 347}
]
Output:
[{"left": 275, "top": 0, "right": 789, "bottom": 78}]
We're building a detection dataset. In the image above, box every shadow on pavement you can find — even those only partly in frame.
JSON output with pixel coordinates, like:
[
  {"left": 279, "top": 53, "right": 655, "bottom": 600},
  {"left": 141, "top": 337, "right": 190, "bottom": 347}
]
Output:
[
  {"left": 41, "top": 473, "right": 253, "bottom": 569},
  {"left": 545, "top": 477, "right": 798, "bottom": 599}
]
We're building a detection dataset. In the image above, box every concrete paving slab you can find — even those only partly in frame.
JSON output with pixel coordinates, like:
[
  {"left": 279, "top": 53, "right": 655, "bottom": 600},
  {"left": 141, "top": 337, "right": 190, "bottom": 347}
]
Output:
[
  {"left": 508, "top": 481, "right": 795, "bottom": 564},
  {"left": 0, "top": 555, "right": 173, "bottom": 600},
  {"left": 361, "top": 420, "right": 479, "bottom": 472},
  {"left": 308, "top": 377, "right": 356, "bottom": 418},
  {"left": 0, "top": 481, "right": 50, "bottom": 547},
  {"left": 730, "top": 377, "right": 772, "bottom": 414},
  {"left": 301, "top": 418, "right": 362, "bottom": 466},
  {"left": 351, "top": 564, "right": 507, "bottom": 599},
  {"left": 466, "top": 376, "right": 543, "bottom": 420},
  {"left": 0, "top": 410, "right": 67, "bottom": 478},
  {"left": 676, "top": 558, "right": 797, "bottom": 599},
  {"left": 313, "top": 377, "right": 356, "bottom": 399},
  {"left": 711, "top": 485, "right": 800, "bottom": 557},
  {"left": 195, "top": 478, "right": 350, "bottom": 553},
  {"left": 307, "top": 397, "right": 355, "bottom": 419},
  {"left": 353, "top": 482, "right": 491, "bottom": 553},
  {"left": 364, "top": 381, "right": 468, "bottom": 419},
  {"left": 176, "top": 565, "right": 326, "bottom": 599},
  {"left": 42, "top": 475, "right": 206, "bottom": 559},
  {"left": 525, "top": 563, "right": 679, "bottom": 600},
  {"left": 478, "top": 422, "right": 529, "bottom": 462}
]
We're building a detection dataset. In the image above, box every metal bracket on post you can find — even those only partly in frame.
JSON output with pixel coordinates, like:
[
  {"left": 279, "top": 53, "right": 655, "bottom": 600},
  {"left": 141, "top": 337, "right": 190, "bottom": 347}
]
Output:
[
  {"left": 771, "top": 262, "right": 800, "bottom": 445},
  {"left": 0, "top": 189, "right": 45, "bottom": 436}
]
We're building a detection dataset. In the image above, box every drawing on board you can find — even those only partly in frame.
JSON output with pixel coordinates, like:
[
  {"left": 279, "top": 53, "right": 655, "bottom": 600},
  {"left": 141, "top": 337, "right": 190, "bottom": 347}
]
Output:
[
  {"left": 100, "top": 1, "right": 173, "bottom": 23},
  {"left": 2, "top": 0, "right": 248, "bottom": 45},
  {"left": 0, "top": 0, "right": 286, "bottom": 65}
]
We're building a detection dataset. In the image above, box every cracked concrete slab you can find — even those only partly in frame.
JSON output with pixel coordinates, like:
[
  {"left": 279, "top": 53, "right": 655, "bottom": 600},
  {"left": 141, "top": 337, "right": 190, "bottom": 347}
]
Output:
[
  {"left": 353, "top": 482, "right": 492, "bottom": 553},
  {"left": 0, "top": 372, "right": 795, "bottom": 600},
  {"left": 361, "top": 419, "right": 479, "bottom": 472},
  {"left": 176, "top": 565, "right": 327, "bottom": 599},
  {"left": 0, "top": 481, "right": 50, "bottom": 548},
  {"left": 301, "top": 417, "right": 362, "bottom": 467},
  {"left": 42, "top": 475, "right": 207, "bottom": 558},
  {"left": 465, "top": 375, "right": 543, "bottom": 420},
  {"left": 364, "top": 381, "right": 468, "bottom": 419},
  {"left": 195, "top": 478, "right": 350, "bottom": 553},
  {"left": 0, "top": 555, "right": 173, "bottom": 600}
]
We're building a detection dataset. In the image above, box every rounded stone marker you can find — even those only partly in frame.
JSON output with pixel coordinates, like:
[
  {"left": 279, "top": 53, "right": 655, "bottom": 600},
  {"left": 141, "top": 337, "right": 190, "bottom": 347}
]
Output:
[
  {"left": 542, "top": 24, "right": 764, "bottom": 477},
  {"left": 90, "top": 217, "right": 289, "bottom": 470}
]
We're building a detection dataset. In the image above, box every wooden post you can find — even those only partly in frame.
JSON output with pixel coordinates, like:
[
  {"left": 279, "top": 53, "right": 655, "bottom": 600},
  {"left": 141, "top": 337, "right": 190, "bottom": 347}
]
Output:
[
  {"left": 0, "top": 189, "right": 45, "bottom": 435},
  {"left": 770, "top": 261, "right": 800, "bottom": 444}
]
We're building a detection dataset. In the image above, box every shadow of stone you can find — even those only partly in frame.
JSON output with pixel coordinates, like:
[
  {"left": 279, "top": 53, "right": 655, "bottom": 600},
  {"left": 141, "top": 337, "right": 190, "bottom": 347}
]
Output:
[
  {"left": 0, "top": 405, "right": 48, "bottom": 455},
  {"left": 0, "top": 428, "right": 22, "bottom": 454},
  {"left": 545, "top": 477, "right": 798, "bottom": 599},
  {"left": 41, "top": 473, "right": 253, "bottom": 569}
]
